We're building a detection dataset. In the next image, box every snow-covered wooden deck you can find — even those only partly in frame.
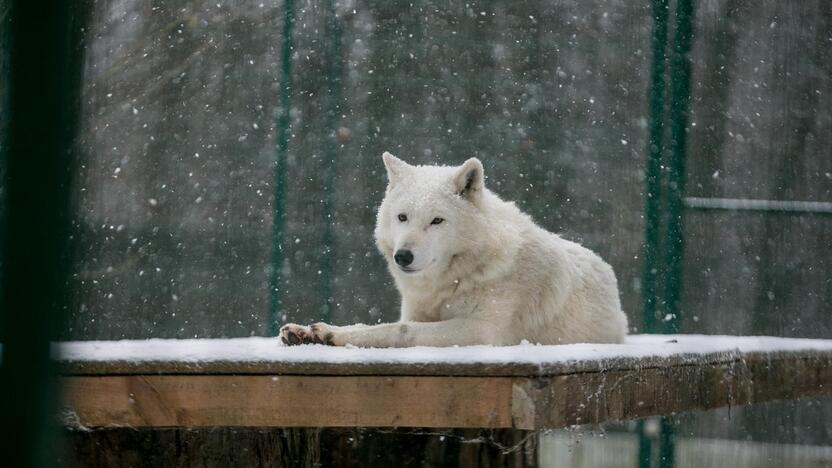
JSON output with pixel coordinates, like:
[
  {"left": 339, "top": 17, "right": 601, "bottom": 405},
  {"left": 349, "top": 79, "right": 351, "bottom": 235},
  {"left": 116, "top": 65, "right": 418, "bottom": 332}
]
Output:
[{"left": 58, "top": 335, "right": 832, "bottom": 430}]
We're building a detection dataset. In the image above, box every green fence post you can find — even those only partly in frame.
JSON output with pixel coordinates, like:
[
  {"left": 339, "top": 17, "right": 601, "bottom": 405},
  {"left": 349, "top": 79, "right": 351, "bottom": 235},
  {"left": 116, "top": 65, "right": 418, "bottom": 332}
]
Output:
[
  {"left": 637, "top": 420, "right": 655, "bottom": 468},
  {"left": 0, "top": 1, "right": 86, "bottom": 466},
  {"left": 658, "top": 417, "right": 677, "bottom": 468},
  {"left": 663, "top": 0, "right": 694, "bottom": 336},
  {"left": 657, "top": 0, "right": 695, "bottom": 466},
  {"left": 269, "top": 0, "right": 296, "bottom": 335},
  {"left": 642, "top": 0, "right": 669, "bottom": 337},
  {"left": 319, "top": 0, "right": 344, "bottom": 323},
  {"left": 639, "top": 0, "right": 669, "bottom": 466}
]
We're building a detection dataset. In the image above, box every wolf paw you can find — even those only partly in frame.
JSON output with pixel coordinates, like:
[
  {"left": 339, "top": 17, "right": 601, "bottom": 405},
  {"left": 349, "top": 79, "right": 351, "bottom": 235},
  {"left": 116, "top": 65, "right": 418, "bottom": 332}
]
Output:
[{"left": 279, "top": 322, "right": 337, "bottom": 346}]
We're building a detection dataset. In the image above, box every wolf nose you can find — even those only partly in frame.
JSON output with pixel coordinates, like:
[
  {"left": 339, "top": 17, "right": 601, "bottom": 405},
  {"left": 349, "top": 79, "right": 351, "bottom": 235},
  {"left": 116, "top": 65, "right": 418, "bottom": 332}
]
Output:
[{"left": 394, "top": 249, "right": 414, "bottom": 267}]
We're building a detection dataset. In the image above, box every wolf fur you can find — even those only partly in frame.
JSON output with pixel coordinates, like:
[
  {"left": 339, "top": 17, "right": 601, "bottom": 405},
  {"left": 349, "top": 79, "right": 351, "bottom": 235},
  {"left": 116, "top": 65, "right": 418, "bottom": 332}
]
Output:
[{"left": 280, "top": 153, "right": 628, "bottom": 347}]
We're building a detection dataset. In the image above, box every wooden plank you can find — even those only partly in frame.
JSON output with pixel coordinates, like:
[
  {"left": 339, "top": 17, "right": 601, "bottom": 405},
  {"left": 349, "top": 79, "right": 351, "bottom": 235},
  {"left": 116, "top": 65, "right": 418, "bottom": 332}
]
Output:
[
  {"left": 58, "top": 349, "right": 832, "bottom": 377},
  {"left": 511, "top": 355, "right": 832, "bottom": 430},
  {"left": 62, "top": 375, "right": 514, "bottom": 428},
  {"left": 61, "top": 353, "right": 832, "bottom": 430},
  {"left": 59, "top": 346, "right": 832, "bottom": 430},
  {"left": 58, "top": 352, "right": 761, "bottom": 377}
]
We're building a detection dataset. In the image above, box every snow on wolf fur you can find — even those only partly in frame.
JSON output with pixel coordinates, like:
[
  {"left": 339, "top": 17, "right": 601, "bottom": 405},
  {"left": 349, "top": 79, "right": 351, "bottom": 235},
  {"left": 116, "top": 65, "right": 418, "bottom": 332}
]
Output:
[{"left": 280, "top": 153, "right": 628, "bottom": 347}]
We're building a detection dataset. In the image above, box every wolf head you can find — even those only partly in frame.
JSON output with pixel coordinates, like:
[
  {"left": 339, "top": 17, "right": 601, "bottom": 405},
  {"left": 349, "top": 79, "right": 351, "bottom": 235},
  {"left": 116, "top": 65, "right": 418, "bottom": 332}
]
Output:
[{"left": 374, "top": 152, "right": 488, "bottom": 279}]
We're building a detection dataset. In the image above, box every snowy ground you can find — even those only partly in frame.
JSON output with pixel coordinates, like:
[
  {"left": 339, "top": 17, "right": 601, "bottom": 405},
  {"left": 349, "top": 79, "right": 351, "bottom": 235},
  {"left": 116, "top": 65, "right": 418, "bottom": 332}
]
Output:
[{"left": 55, "top": 334, "right": 832, "bottom": 376}]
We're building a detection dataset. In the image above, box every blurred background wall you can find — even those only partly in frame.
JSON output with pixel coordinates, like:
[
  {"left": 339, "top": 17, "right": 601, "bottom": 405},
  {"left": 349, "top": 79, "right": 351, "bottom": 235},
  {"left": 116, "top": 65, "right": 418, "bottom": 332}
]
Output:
[
  {"left": 66, "top": 0, "right": 830, "bottom": 342},
  {"left": 7, "top": 0, "right": 827, "bottom": 450}
]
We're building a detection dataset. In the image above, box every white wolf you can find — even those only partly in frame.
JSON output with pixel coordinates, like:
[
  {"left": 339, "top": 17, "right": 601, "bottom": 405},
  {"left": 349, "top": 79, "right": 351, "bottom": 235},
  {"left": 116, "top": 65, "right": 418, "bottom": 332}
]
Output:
[{"left": 280, "top": 152, "right": 628, "bottom": 347}]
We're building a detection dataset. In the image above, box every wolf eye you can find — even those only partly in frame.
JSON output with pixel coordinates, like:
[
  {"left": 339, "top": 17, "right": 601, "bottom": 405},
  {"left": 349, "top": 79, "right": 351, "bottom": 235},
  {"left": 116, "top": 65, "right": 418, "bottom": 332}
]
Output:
[
  {"left": 430, "top": 217, "right": 444, "bottom": 225},
  {"left": 397, "top": 214, "right": 407, "bottom": 222}
]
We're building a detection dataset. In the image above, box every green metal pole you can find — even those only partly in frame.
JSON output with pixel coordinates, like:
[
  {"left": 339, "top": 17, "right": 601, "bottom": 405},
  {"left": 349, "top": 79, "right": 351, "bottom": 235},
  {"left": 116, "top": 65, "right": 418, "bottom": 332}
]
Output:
[
  {"left": 657, "top": 1, "right": 695, "bottom": 467},
  {"left": 642, "top": 0, "right": 669, "bottom": 335},
  {"left": 663, "top": 0, "right": 694, "bottom": 335},
  {"left": 658, "top": 417, "right": 677, "bottom": 468},
  {"left": 319, "top": 0, "right": 343, "bottom": 322},
  {"left": 0, "top": 4, "right": 9, "bottom": 327},
  {"left": 1, "top": 1, "right": 86, "bottom": 465},
  {"left": 637, "top": 420, "right": 655, "bottom": 468},
  {"left": 639, "top": 1, "right": 669, "bottom": 466},
  {"left": 269, "top": 0, "right": 296, "bottom": 335}
]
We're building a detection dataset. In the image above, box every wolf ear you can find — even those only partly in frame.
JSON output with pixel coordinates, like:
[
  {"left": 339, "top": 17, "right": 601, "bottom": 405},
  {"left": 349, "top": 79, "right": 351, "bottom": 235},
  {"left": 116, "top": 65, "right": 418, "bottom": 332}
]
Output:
[
  {"left": 382, "top": 151, "right": 409, "bottom": 185},
  {"left": 453, "top": 158, "right": 484, "bottom": 202}
]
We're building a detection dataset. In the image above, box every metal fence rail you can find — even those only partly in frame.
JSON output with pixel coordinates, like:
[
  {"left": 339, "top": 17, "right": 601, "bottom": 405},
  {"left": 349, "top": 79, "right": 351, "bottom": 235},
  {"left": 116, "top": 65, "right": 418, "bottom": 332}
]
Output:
[{"left": 684, "top": 197, "right": 832, "bottom": 214}]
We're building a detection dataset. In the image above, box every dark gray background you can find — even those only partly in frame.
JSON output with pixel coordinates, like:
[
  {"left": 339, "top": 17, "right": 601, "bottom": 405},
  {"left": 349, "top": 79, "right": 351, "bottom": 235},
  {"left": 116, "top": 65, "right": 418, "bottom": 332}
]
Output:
[
  {"left": 3, "top": 0, "right": 828, "bottom": 447},
  {"left": 65, "top": 0, "right": 830, "bottom": 342}
]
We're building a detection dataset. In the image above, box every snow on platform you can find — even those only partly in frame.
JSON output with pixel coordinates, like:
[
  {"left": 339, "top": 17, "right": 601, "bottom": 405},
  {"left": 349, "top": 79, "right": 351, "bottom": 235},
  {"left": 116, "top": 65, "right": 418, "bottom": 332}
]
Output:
[{"left": 57, "top": 334, "right": 832, "bottom": 376}]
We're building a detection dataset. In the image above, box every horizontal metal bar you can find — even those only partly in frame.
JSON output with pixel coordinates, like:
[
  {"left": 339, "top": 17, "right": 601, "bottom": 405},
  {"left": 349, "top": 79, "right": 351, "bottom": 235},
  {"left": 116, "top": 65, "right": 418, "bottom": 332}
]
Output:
[{"left": 683, "top": 197, "right": 832, "bottom": 214}]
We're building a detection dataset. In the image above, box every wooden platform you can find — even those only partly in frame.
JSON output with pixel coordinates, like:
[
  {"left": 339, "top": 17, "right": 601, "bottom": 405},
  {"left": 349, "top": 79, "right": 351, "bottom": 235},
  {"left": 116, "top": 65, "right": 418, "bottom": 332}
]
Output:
[{"left": 58, "top": 335, "right": 832, "bottom": 430}]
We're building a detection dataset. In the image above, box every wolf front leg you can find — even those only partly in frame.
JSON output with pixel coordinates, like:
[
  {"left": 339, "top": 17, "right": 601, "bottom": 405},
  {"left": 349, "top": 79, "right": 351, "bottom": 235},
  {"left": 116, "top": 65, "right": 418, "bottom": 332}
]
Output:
[{"left": 280, "top": 319, "right": 510, "bottom": 347}]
